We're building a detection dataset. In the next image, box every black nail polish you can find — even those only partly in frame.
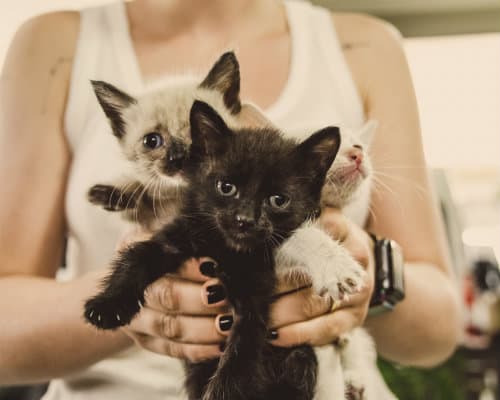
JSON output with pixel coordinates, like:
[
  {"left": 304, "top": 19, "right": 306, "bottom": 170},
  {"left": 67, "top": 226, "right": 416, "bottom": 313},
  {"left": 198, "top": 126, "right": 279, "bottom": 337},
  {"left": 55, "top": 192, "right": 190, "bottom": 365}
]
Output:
[
  {"left": 200, "top": 261, "right": 217, "bottom": 277},
  {"left": 207, "top": 285, "right": 225, "bottom": 304},
  {"left": 267, "top": 330, "right": 279, "bottom": 340},
  {"left": 218, "top": 315, "right": 233, "bottom": 332}
]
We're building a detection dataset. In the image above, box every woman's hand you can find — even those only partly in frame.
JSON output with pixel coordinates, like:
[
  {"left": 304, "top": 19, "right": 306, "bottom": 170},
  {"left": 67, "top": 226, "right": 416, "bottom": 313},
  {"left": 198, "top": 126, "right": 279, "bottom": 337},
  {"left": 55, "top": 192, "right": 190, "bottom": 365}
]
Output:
[
  {"left": 115, "top": 229, "right": 230, "bottom": 362},
  {"left": 269, "top": 208, "right": 375, "bottom": 347}
]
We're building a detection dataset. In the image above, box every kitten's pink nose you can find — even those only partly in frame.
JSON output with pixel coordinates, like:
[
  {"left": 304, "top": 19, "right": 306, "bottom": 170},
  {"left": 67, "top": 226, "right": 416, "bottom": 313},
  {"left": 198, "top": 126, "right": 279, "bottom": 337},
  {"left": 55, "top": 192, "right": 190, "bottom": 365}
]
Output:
[{"left": 348, "top": 148, "right": 363, "bottom": 166}]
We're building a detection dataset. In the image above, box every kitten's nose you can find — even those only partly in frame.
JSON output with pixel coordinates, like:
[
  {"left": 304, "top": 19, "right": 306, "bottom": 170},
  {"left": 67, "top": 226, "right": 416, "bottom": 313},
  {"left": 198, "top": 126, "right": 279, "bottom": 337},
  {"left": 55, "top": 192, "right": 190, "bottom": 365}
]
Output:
[
  {"left": 348, "top": 148, "right": 363, "bottom": 166},
  {"left": 165, "top": 141, "right": 187, "bottom": 174},
  {"left": 235, "top": 214, "right": 255, "bottom": 231}
]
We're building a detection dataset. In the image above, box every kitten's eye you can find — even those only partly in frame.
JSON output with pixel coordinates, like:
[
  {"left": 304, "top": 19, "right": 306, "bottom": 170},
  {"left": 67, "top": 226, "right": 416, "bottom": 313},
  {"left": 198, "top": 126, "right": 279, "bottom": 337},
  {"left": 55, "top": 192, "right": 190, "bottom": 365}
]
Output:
[
  {"left": 216, "top": 180, "right": 237, "bottom": 197},
  {"left": 353, "top": 144, "right": 363, "bottom": 150},
  {"left": 143, "top": 132, "right": 164, "bottom": 149},
  {"left": 269, "top": 194, "right": 290, "bottom": 209}
]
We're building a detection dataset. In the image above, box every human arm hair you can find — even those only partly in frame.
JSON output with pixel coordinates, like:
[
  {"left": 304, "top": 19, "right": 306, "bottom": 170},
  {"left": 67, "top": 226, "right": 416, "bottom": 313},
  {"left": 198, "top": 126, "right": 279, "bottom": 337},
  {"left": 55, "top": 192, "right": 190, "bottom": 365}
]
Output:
[
  {"left": 334, "top": 13, "right": 461, "bottom": 367},
  {"left": 0, "top": 13, "right": 131, "bottom": 385}
]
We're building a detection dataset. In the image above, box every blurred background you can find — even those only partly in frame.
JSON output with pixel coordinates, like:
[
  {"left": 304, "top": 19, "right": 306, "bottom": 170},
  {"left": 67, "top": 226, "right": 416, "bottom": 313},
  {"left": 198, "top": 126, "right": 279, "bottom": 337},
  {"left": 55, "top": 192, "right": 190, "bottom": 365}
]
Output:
[{"left": 0, "top": 0, "right": 499, "bottom": 399}]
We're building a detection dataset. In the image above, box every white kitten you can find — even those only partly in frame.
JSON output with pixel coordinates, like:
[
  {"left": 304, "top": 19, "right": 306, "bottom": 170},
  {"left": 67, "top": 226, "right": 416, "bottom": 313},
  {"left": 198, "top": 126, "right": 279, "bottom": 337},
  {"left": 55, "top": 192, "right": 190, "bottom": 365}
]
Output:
[{"left": 275, "top": 121, "right": 379, "bottom": 400}]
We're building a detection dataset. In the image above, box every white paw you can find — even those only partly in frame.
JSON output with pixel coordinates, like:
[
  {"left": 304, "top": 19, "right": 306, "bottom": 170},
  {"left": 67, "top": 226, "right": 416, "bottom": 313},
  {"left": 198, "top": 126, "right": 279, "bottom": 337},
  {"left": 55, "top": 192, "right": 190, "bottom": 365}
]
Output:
[
  {"left": 345, "top": 372, "right": 366, "bottom": 400},
  {"left": 315, "top": 260, "right": 365, "bottom": 302}
]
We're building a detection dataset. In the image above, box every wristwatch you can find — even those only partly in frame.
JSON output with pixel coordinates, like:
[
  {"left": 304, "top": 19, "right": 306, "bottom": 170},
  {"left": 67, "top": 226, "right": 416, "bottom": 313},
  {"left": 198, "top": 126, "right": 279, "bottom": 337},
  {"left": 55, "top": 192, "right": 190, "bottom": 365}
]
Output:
[{"left": 368, "top": 234, "right": 405, "bottom": 315}]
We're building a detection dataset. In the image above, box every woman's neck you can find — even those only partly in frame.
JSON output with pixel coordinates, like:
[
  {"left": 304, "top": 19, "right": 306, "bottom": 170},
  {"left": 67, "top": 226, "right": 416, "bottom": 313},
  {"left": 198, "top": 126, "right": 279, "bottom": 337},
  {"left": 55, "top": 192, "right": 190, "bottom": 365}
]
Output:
[{"left": 126, "top": 0, "right": 284, "bottom": 41}]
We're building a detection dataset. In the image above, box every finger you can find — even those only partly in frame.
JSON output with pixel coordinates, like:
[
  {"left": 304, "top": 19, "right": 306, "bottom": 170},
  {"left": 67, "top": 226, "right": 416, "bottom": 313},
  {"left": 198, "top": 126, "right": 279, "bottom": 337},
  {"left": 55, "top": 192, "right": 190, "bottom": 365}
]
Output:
[
  {"left": 176, "top": 257, "right": 218, "bottom": 282},
  {"left": 144, "top": 276, "right": 229, "bottom": 315},
  {"left": 125, "top": 331, "right": 222, "bottom": 362},
  {"left": 201, "top": 279, "right": 229, "bottom": 308},
  {"left": 215, "top": 314, "right": 234, "bottom": 337},
  {"left": 271, "top": 308, "right": 358, "bottom": 347},
  {"left": 269, "top": 288, "right": 332, "bottom": 328},
  {"left": 337, "top": 280, "right": 372, "bottom": 309},
  {"left": 127, "top": 307, "right": 225, "bottom": 344}
]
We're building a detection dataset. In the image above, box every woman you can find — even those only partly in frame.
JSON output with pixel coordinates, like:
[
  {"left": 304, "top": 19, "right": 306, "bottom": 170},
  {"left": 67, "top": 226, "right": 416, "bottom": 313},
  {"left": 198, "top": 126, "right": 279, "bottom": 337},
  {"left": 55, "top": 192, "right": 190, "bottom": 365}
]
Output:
[{"left": 0, "top": 0, "right": 460, "bottom": 398}]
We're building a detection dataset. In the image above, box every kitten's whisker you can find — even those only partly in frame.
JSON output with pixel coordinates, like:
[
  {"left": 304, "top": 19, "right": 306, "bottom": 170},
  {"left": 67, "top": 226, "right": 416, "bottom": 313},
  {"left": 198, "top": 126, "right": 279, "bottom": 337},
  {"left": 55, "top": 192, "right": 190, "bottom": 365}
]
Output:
[
  {"left": 373, "top": 170, "right": 427, "bottom": 198},
  {"left": 370, "top": 175, "right": 405, "bottom": 217},
  {"left": 116, "top": 180, "right": 134, "bottom": 210},
  {"left": 134, "top": 177, "right": 155, "bottom": 225},
  {"left": 125, "top": 182, "right": 146, "bottom": 223}
]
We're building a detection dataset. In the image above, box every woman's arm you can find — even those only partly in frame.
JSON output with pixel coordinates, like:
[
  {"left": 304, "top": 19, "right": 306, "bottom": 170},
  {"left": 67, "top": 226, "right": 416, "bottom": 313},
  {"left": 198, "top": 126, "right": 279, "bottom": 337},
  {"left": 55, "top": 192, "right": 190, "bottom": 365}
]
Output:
[
  {"left": 0, "top": 13, "right": 131, "bottom": 384},
  {"left": 334, "top": 13, "right": 461, "bottom": 367}
]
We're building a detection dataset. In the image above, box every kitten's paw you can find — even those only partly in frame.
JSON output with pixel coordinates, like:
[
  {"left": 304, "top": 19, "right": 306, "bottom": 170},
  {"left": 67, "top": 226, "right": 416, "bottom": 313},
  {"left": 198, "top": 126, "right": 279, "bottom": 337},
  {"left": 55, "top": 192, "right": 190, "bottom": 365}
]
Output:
[
  {"left": 84, "top": 294, "right": 141, "bottom": 330},
  {"left": 345, "top": 381, "right": 366, "bottom": 400},
  {"left": 277, "top": 266, "right": 313, "bottom": 288},
  {"left": 319, "top": 262, "right": 366, "bottom": 302},
  {"left": 88, "top": 184, "right": 131, "bottom": 211}
]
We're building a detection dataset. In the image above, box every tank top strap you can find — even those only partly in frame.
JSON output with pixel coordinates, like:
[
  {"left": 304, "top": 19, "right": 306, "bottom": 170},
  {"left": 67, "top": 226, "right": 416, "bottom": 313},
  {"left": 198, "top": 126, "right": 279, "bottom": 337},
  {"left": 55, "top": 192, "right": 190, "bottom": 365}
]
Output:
[
  {"left": 64, "top": 2, "right": 142, "bottom": 151},
  {"left": 280, "top": 1, "right": 365, "bottom": 128},
  {"left": 307, "top": 4, "right": 365, "bottom": 127}
]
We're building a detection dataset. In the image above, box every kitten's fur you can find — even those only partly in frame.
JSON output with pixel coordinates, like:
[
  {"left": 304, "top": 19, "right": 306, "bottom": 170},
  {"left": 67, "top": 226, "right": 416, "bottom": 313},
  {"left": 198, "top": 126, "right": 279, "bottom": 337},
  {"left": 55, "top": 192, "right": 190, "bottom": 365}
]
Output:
[
  {"left": 88, "top": 52, "right": 249, "bottom": 230},
  {"left": 87, "top": 51, "right": 379, "bottom": 399},
  {"left": 276, "top": 121, "right": 378, "bottom": 399},
  {"left": 84, "top": 100, "right": 341, "bottom": 400}
]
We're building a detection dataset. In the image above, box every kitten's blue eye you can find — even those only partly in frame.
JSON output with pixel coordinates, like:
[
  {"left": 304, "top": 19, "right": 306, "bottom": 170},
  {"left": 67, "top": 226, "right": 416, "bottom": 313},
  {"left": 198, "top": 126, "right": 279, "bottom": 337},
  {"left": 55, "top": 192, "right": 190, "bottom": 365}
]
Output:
[
  {"left": 216, "top": 180, "right": 237, "bottom": 197},
  {"left": 143, "top": 132, "right": 164, "bottom": 149},
  {"left": 269, "top": 194, "right": 290, "bottom": 209}
]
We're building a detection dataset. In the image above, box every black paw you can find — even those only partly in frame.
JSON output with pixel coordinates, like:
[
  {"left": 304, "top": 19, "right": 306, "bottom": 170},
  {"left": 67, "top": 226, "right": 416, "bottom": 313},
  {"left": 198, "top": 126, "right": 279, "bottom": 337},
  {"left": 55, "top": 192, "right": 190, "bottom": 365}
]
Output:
[
  {"left": 84, "top": 293, "right": 141, "bottom": 330},
  {"left": 88, "top": 184, "right": 132, "bottom": 211}
]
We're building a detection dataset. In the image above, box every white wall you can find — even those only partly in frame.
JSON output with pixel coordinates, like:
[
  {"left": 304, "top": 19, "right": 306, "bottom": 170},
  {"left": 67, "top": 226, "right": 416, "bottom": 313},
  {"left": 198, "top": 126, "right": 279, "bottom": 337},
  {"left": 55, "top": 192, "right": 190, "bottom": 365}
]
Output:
[{"left": 406, "top": 34, "right": 500, "bottom": 169}]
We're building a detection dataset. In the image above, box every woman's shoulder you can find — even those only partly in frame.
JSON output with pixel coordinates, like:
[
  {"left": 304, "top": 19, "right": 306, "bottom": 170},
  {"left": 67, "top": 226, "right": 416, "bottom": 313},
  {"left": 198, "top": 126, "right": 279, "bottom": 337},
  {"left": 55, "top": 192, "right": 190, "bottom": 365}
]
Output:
[
  {"left": 328, "top": 12, "right": 408, "bottom": 105},
  {"left": 331, "top": 12, "right": 403, "bottom": 47},
  {"left": 9, "top": 11, "right": 80, "bottom": 66},
  {"left": 15, "top": 11, "right": 79, "bottom": 42}
]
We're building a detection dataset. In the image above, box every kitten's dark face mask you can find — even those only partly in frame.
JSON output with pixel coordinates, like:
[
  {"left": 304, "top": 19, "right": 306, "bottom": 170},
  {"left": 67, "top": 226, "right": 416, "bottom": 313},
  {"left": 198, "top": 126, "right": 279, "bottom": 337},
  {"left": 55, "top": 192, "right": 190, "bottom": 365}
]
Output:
[{"left": 187, "top": 101, "right": 341, "bottom": 252}]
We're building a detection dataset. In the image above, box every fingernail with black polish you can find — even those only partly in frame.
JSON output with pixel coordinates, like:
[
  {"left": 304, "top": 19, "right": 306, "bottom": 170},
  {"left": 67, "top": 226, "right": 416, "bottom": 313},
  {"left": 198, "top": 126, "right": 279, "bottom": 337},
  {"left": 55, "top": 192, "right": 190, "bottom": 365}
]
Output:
[
  {"left": 267, "top": 330, "right": 279, "bottom": 340},
  {"left": 207, "top": 284, "right": 225, "bottom": 304},
  {"left": 218, "top": 315, "right": 233, "bottom": 332},
  {"left": 200, "top": 261, "right": 217, "bottom": 277}
]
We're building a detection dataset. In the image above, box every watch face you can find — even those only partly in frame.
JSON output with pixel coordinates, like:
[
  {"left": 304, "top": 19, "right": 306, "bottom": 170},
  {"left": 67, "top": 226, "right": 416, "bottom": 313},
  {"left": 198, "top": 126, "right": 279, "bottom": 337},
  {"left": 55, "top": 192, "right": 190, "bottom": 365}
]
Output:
[
  {"left": 369, "top": 238, "right": 405, "bottom": 314},
  {"left": 388, "top": 241, "right": 405, "bottom": 302}
]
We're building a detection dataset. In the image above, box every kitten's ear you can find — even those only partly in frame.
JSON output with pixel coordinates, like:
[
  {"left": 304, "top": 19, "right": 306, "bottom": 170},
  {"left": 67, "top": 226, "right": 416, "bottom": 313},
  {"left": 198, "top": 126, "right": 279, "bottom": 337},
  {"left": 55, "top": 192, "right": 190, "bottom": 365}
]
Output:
[
  {"left": 91, "top": 80, "right": 137, "bottom": 139},
  {"left": 237, "top": 102, "right": 275, "bottom": 128},
  {"left": 358, "top": 120, "right": 378, "bottom": 148},
  {"left": 199, "top": 51, "right": 241, "bottom": 114},
  {"left": 295, "top": 127, "right": 341, "bottom": 179},
  {"left": 190, "top": 100, "right": 231, "bottom": 156}
]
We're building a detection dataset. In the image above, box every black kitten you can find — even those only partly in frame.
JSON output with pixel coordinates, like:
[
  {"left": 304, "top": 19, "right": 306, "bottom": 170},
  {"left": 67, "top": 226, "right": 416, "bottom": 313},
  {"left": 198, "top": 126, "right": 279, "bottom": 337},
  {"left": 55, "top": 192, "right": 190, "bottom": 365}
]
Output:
[{"left": 84, "top": 101, "right": 340, "bottom": 400}]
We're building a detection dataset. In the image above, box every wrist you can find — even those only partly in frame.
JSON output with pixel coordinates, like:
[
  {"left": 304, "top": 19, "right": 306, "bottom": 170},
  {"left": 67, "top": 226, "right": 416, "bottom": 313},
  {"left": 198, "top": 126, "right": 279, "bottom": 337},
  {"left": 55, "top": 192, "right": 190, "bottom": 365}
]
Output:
[{"left": 368, "top": 234, "right": 405, "bottom": 316}]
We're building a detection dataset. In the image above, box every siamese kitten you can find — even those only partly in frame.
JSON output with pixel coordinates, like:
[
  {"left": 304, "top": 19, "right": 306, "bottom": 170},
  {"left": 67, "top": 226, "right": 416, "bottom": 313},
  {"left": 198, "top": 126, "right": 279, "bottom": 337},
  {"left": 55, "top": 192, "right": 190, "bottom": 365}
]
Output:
[
  {"left": 88, "top": 51, "right": 245, "bottom": 230},
  {"left": 84, "top": 100, "right": 341, "bottom": 400}
]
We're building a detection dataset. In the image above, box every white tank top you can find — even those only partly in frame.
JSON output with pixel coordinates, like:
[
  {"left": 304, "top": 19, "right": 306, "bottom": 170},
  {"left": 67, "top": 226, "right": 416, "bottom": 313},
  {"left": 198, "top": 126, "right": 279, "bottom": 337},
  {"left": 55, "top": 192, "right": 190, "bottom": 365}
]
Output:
[{"left": 43, "top": 1, "right": 393, "bottom": 399}]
